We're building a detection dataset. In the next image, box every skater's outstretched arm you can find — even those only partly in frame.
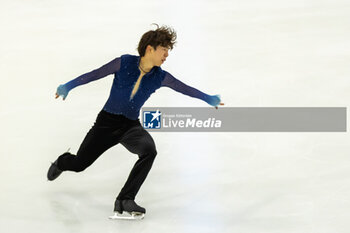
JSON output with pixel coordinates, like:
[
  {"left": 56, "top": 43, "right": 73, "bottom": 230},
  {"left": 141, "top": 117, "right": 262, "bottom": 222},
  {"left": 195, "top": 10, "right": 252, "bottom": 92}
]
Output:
[
  {"left": 55, "top": 57, "right": 121, "bottom": 100},
  {"left": 161, "top": 71, "right": 224, "bottom": 108}
]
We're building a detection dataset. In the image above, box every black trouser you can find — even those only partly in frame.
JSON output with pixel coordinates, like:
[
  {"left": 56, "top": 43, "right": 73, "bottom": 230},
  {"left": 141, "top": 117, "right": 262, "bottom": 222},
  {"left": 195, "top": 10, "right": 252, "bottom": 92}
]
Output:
[{"left": 57, "top": 110, "right": 157, "bottom": 200}]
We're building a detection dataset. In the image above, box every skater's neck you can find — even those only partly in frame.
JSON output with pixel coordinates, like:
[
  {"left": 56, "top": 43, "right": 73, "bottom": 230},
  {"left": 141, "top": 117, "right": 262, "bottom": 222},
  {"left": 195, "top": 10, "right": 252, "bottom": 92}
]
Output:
[{"left": 139, "top": 57, "right": 153, "bottom": 73}]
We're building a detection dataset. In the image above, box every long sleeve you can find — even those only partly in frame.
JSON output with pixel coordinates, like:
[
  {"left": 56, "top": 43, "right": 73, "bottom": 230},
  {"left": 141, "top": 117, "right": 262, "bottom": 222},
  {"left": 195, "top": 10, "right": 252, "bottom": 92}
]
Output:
[
  {"left": 64, "top": 57, "right": 121, "bottom": 91},
  {"left": 161, "top": 71, "right": 221, "bottom": 106}
]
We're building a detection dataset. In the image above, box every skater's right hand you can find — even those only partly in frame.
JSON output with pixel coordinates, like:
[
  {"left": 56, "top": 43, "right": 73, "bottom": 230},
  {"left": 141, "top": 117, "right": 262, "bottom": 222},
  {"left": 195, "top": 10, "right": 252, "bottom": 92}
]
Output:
[{"left": 55, "top": 84, "right": 69, "bottom": 100}]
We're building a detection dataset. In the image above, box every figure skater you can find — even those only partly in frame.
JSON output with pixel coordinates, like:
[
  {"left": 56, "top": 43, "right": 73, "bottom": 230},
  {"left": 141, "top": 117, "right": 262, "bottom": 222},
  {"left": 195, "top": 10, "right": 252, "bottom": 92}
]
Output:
[{"left": 47, "top": 24, "right": 224, "bottom": 220}]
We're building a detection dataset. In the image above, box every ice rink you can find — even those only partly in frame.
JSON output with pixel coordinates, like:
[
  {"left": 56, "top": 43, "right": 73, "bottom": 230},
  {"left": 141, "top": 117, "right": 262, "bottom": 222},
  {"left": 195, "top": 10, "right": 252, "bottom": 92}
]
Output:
[{"left": 1, "top": 0, "right": 349, "bottom": 232}]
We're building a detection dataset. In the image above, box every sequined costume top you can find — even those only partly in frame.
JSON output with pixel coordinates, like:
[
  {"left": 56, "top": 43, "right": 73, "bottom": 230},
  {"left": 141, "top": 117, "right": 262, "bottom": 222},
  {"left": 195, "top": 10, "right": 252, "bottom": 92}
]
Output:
[{"left": 61, "top": 54, "right": 220, "bottom": 120}]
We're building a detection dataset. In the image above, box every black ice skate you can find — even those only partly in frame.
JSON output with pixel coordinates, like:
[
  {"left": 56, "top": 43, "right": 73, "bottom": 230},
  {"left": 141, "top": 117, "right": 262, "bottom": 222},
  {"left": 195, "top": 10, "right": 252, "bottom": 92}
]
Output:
[
  {"left": 47, "top": 151, "right": 70, "bottom": 181},
  {"left": 109, "top": 199, "right": 146, "bottom": 220},
  {"left": 47, "top": 159, "right": 63, "bottom": 181}
]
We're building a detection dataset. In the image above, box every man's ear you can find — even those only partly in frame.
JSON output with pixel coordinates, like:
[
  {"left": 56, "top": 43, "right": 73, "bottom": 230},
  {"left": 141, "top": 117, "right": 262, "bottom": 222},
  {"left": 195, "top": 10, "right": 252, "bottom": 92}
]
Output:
[
  {"left": 145, "top": 45, "right": 154, "bottom": 54},
  {"left": 149, "top": 45, "right": 158, "bottom": 53}
]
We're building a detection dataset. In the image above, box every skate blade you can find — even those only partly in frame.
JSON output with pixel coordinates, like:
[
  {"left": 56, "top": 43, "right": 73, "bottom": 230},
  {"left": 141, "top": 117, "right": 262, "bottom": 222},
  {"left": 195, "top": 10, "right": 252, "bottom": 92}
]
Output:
[{"left": 109, "top": 212, "right": 145, "bottom": 220}]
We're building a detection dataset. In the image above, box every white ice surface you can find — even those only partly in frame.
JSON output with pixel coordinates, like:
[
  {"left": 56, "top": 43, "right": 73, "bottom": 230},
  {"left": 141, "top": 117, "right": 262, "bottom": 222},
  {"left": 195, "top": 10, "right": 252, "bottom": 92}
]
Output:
[{"left": 0, "top": 0, "right": 350, "bottom": 232}]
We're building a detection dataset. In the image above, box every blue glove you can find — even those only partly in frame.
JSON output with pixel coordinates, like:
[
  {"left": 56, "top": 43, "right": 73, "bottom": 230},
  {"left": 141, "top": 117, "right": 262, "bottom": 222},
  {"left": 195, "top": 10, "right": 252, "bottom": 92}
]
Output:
[
  {"left": 207, "top": 94, "right": 221, "bottom": 107},
  {"left": 56, "top": 84, "right": 69, "bottom": 100}
]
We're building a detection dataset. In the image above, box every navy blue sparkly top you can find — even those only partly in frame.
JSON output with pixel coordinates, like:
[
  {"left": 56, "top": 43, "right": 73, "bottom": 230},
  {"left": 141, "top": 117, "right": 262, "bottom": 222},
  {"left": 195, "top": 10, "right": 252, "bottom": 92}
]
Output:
[{"left": 61, "top": 54, "right": 220, "bottom": 120}]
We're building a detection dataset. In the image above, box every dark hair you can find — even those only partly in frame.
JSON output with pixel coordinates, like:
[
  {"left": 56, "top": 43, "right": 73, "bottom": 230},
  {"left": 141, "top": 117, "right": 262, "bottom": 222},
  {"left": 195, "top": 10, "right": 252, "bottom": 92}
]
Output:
[{"left": 137, "top": 23, "right": 177, "bottom": 57}]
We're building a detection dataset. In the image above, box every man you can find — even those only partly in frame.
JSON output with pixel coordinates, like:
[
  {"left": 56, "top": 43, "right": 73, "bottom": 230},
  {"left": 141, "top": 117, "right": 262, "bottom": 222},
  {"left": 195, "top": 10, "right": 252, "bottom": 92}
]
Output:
[{"left": 48, "top": 24, "right": 223, "bottom": 220}]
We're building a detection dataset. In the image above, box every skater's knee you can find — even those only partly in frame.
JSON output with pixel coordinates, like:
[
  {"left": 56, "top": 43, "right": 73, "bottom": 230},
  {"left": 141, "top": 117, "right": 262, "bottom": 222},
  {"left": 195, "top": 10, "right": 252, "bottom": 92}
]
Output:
[
  {"left": 150, "top": 148, "right": 157, "bottom": 157},
  {"left": 139, "top": 143, "right": 157, "bottom": 158}
]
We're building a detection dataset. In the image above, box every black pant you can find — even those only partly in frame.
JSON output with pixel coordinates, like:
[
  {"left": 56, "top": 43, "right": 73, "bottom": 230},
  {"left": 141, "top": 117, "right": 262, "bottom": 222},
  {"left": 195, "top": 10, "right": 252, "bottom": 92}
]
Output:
[{"left": 57, "top": 110, "right": 157, "bottom": 200}]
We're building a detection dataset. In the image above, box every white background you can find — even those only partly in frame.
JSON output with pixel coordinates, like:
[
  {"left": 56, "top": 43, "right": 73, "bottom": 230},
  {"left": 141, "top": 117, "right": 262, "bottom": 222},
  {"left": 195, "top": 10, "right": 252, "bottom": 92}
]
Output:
[{"left": 0, "top": 0, "right": 349, "bottom": 232}]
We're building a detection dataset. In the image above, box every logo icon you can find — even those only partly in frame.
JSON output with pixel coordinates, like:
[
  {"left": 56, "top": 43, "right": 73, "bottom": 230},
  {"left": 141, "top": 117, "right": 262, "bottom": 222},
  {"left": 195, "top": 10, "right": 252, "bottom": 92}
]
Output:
[{"left": 143, "top": 110, "right": 162, "bottom": 129}]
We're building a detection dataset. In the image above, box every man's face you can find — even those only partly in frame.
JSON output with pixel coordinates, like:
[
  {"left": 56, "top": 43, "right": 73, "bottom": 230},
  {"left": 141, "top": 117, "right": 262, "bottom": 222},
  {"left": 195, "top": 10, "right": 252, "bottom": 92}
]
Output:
[{"left": 151, "top": 45, "right": 169, "bottom": 66}]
